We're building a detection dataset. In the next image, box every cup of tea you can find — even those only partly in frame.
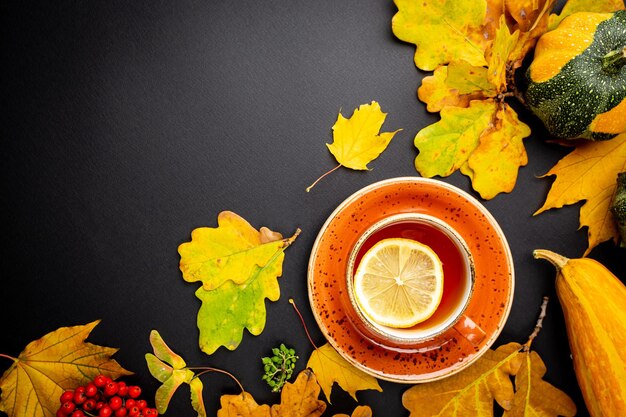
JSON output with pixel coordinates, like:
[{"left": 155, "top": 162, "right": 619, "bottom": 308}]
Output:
[{"left": 344, "top": 212, "right": 486, "bottom": 348}]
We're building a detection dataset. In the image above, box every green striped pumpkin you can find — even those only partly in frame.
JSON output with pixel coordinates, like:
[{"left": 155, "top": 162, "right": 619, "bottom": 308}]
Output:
[{"left": 525, "top": 10, "right": 626, "bottom": 140}]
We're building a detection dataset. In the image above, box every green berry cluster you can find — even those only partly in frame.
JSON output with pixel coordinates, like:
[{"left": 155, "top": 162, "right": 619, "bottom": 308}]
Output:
[{"left": 261, "top": 343, "right": 298, "bottom": 392}]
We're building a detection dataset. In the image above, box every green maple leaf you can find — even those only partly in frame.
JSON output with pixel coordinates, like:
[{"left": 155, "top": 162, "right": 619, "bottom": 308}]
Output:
[{"left": 145, "top": 330, "right": 206, "bottom": 417}]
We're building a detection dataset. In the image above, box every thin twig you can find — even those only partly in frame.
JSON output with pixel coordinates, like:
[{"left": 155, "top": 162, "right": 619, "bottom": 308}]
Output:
[
  {"left": 306, "top": 164, "right": 342, "bottom": 192},
  {"left": 191, "top": 367, "right": 244, "bottom": 393},
  {"left": 524, "top": 296, "right": 549, "bottom": 351},
  {"left": 289, "top": 299, "right": 318, "bottom": 350}
]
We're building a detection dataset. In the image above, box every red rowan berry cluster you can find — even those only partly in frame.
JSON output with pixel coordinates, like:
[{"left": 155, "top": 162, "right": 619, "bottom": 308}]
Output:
[{"left": 56, "top": 374, "right": 158, "bottom": 417}]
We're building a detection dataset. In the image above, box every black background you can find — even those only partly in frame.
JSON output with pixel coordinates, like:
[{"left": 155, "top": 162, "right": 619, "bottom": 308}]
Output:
[{"left": 2, "top": 1, "right": 624, "bottom": 416}]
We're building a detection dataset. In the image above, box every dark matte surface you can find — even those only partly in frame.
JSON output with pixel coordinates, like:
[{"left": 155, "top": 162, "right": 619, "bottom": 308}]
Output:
[{"left": 1, "top": 1, "right": 624, "bottom": 416}]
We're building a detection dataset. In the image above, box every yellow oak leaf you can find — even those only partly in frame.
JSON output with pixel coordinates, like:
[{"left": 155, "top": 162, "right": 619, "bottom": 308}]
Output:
[
  {"left": 461, "top": 103, "right": 531, "bottom": 199},
  {"left": 178, "top": 211, "right": 293, "bottom": 291},
  {"left": 217, "top": 391, "right": 271, "bottom": 417},
  {"left": 503, "top": 351, "right": 576, "bottom": 417},
  {"left": 418, "top": 62, "right": 496, "bottom": 113},
  {"left": 487, "top": 16, "right": 520, "bottom": 91},
  {"left": 0, "top": 320, "right": 132, "bottom": 417},
  {"left": 481, "top": 0, "right": 507, "bottom": 43},
  {"left": 548, "top": 0, "right": 625, "bottom": 30},
  {"left": 217, "top": 370, "right": 326, "bottom": 417},
  {"left": 414, "top": 99, "right": 497, "bottom": 178},
  {"left": 307, "top": 101, "right": 400, "bottom": 191},
  {"left": 507, "top": 0, "right": 556, "bottom": 68},
  {"left": 333, "top": 405, "right": 373, "bottom": 417},
  {"left": 178, "top": 211, "right": 300, "bottom": 354},
  {"left": 306, "top": 343, "right": 382, "bottom": 403},
  {"left": 392, "top": 0, "right": 488, "bottom": 71},
  {"left": 402, "top": 343, "right": 524, "bottom": 416},
  {"left": 535, "top": 134, "right": 626, "bottom": 255}
]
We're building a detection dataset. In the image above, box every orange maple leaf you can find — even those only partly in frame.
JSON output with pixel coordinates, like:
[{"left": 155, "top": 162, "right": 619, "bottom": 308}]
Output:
[{"left": 535, "top": 134, "right": 626, "bottom": 255}]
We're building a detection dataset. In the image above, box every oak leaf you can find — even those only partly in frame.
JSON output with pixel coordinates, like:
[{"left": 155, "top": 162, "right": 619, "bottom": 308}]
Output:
[
  {"left": 392, "top": 0, "right": 488, "bottom": 70},
  {"left": 548, "top": 0, "right": 625, "bottom": 30},
  {"left": 394, "top": 0, "right": 556, "bottom": 199},
  {"left": 145, "top": 330, "right": 206, "bottom": 417},
  {"left": 333, "top": 405, "right": 373, "bottom": 417},
  {"left": 307, "top": 101, "right": 400, "bottom": 191},
  {"left": 506, "top": 0, "right": 555, "bottom": 65},
  {"left": 535, "top": 134, "right": 626, "bottom": 255},
  {"left": 178, "top": 211, "right": 300, "bottom": 354},
  {"left": 461, "top": 103, "right": 531, "bottom": 199},
  {"left": 487, "top": 16, "right": 520, "bottom": 91},
  {"left": 217, "top": 369, "right": 326, "bottom": 417},
  {"left": 418, "top": 62, "right": 495, "bottom": 113},
  {"left": 217, "top": 391, "right": 270, "bottom": 417},
  {"left": 306, "top": 343, "right": 382, "bottom": 403},
  {"left": 402, "top": 343, "right": 523, "bottom": 416},
  {"left": 0, "top": 320, "right": 132, "bottom": 417},
  {"left": 503, "top": 351, "right": 576, "bottom": 417}
]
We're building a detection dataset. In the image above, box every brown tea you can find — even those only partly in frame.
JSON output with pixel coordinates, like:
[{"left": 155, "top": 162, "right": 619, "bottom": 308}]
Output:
[{"left": 353, "top": 219, "right": 471, "bottom": 333}]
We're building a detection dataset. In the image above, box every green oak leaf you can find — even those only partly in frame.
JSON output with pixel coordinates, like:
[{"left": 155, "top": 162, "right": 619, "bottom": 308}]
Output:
[
  {"left": 179, "top": 211, "right": 300, "bottom": 354},
  {"left": 195, "top": 257, "right": 282, "bottom": 354},
  {"left": 414, "top": 99, "right": 496, "bottom": 178}
]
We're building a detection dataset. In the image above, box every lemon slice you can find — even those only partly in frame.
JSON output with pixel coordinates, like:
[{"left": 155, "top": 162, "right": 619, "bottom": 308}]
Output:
[{"left": 353, "top": 238, "right": 444, "bottom": 328}]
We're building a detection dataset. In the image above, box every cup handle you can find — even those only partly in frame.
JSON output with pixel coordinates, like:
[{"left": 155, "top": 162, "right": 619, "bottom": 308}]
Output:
[{"left": 452, "top": 314, "right": 486, "bottom": 346}]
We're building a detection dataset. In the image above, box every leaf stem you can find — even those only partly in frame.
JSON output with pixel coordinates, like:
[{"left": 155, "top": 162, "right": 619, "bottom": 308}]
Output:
[
  {"left": 189, "top": 367, "right": 244, "bottom": 393},
  {"left": 524, "top": 296, "right": 549, "bottom": 351},
  {"left": 0, "top": 353, "right": 16, "bottom": 362},
  {"left": 289, "top": 299, "right": 318, "bottom": 350},
  {"left": 306, "top": 164, "right": 342, "bottom": 192}
]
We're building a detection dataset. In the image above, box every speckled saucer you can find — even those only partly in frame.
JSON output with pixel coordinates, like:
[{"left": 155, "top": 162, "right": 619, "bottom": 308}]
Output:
[{"left": 307, "top": 177, "right": 514, "bottom": 383}]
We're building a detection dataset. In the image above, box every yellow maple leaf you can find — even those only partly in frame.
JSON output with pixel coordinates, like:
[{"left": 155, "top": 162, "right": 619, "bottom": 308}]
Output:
[
  {"left": 306, "top": 101, "right": 400, "bottom": 192},
  {"left": 0, "top": 320, "right": 132, "bottom": 417},
  {"left": 535, "top": 134, "right": 626, "bottom": 255},
  {"left": 217, "top": 369, "right": 326, "bottom": 417},
  {"left": 306, "top": 343, "right": 382, "bottom": 403},
  {"left": 503, "top": 351, "right": 576, "bottom": 417},
  {"left": 402, "top": 343, "right": 523, "bottom": 416}
]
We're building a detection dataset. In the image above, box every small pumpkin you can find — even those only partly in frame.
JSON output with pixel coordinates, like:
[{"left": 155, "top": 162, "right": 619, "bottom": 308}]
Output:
[
  {"left": 525, "top": 10, "right": 626, "bottom": 140},
  {"left": 533, "top": 249, "right": 626, "bottom": 416}
]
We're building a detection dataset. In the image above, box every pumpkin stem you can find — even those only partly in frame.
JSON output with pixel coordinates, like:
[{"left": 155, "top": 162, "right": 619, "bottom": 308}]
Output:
[
  {"left": 533, "top": 249, "right": 569, "bottom": 270},
  {"left": 602, "top": 47, "right": 626, "bottom": 75}
]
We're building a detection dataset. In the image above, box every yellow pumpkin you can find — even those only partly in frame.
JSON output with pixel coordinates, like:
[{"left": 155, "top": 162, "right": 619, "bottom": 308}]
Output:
[{"left": 533, "top": 249, "right": 626, "bottom": 416}]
